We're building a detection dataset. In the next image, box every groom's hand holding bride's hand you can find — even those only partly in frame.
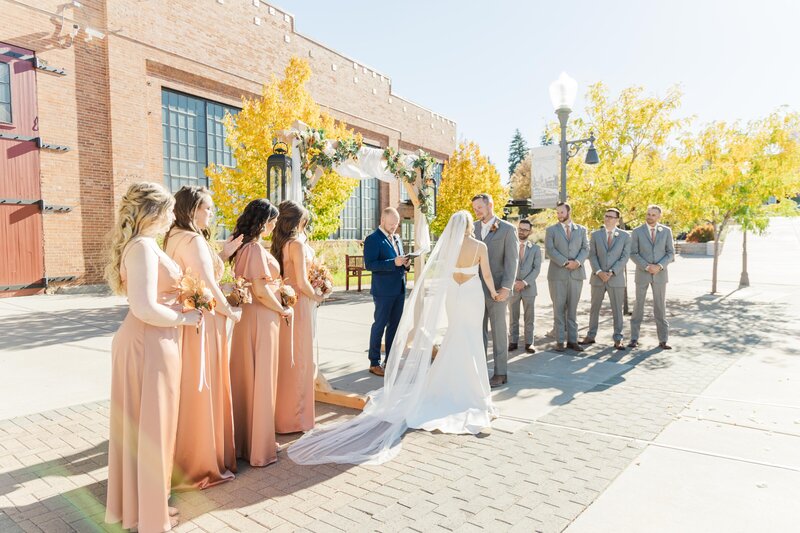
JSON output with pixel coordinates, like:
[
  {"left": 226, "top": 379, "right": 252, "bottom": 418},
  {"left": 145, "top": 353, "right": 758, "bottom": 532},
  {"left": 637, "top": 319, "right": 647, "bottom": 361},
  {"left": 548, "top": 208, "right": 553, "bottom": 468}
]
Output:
[{"left": 494, "top": 288, "right": 510, "bottom": 302}]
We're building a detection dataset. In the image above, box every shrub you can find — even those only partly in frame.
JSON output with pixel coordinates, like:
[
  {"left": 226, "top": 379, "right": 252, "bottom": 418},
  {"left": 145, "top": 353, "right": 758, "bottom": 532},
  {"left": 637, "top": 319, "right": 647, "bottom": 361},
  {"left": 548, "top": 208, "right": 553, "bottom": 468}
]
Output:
[{"left": 686, "top": 224, "right": 715, "bottom": 243}]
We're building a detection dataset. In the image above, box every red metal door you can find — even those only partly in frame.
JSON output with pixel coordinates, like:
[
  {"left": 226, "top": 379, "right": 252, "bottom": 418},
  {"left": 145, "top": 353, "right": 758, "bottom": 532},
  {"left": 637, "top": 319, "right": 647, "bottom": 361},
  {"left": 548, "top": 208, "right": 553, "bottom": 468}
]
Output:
[{"left": 0, "top": 43, "right": 44, "bottom": 297}]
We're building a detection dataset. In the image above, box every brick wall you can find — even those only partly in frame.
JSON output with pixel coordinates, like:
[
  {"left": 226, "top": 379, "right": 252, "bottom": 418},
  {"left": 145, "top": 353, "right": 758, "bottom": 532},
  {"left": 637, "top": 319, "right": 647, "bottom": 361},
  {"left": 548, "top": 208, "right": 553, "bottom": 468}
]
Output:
[{"left": 1, "top": 0, "right": 456, "bottom": 287}]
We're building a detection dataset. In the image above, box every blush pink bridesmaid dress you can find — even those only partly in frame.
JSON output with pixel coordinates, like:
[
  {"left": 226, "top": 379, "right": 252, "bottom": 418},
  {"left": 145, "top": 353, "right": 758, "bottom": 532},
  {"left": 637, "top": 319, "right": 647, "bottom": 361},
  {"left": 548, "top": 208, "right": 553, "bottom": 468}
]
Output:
[
  {"left": 106, "top": 237, "right": 183, "bottom": 533},
  {"left": 164, "top": 229, "right": 236, "bottom": 490},
  {"left": 275, "top": 239, "right": 316, "bottom": 434},
  {"left": 229, "top": 241, "right": 282, "bottom": 466}
]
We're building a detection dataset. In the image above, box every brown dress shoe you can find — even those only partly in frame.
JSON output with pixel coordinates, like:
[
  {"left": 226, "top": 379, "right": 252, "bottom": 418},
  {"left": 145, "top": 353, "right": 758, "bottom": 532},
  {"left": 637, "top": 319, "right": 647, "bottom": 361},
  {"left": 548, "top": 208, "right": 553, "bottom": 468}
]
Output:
[
  {"left": 369, "top": 365, "right": 385, "bottom": 377},
  {"left": 614, "top": 341, "right": 625, "bottom": 350},
  {"left": 508, "top": 342, "right": 518, "bottom": 351},
  {"left": 566, "top": 342, "right": 585, "bottom": 352},
  {"left": 525, "top": 344, "right": 536, "bottom": 353},
  {"left": 627, "top": 339, "right": 639, "bottom": 348},
  {"left": 659, "top": 342, "right": 673, "bottom": 350},
  {"left": 489, "top": 374, "right": 508, "bottom": 388},
  {"left": 554, "top": 342, "right": 566, "bottom": 352},
  {"left": 579, "top": 337, "right": 596, "bottom": 345}
]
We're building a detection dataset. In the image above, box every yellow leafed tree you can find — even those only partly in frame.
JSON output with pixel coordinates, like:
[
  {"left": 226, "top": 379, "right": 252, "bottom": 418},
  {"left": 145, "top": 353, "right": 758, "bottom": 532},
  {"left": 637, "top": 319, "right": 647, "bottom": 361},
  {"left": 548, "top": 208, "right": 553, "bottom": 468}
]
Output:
[
  {"left": 546, "top": 83, "right": 687, "bottom": 230},
  {"left": 676, "top": 110, "right": 800, "bottom": 293},
  {"left": 432, "top": 141, "right": 509, "bottom": 235},
  {"left": 208, "top": 57, "right": 359, "bottom": 239},
  {"left": 509, "top": 153, "right": 532, "bottom": 200}
]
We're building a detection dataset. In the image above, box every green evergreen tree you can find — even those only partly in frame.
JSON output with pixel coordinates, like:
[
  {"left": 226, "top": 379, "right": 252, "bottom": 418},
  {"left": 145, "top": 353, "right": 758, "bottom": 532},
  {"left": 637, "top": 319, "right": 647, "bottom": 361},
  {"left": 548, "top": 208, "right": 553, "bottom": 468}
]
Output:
[{"left": 508, "top": 129, "right": 529, "bottom": 177}]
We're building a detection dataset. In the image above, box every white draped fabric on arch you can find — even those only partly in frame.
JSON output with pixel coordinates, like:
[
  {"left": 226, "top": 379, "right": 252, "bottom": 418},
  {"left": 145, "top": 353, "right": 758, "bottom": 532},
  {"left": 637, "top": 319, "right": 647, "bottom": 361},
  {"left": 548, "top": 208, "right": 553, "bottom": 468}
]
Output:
[{"left": 282, "top": 121, "right": 431, "bottom": 253}]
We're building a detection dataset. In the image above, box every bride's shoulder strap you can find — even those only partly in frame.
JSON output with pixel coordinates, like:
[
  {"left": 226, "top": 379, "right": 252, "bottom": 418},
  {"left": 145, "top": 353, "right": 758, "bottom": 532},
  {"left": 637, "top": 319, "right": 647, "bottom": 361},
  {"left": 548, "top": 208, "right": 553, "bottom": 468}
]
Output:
[{"left": 472, "top": 240, "right": 481, "bottom": 265}]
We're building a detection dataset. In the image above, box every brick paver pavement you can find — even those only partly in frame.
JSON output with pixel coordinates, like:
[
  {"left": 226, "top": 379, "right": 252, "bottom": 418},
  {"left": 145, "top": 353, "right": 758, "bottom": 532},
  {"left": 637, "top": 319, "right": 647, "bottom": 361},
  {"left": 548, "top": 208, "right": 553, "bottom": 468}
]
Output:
[
  {"left": 2, "top": 221, "right": 798, "bottom": 532},
  {"left": 1, "top": 294, "right": 777, "bottom": 533}
]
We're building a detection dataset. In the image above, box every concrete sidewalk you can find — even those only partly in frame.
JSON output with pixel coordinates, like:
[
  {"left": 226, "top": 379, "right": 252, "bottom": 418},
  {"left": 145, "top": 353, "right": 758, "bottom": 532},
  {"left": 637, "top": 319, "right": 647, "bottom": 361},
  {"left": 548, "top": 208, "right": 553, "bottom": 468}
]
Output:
[{"left": 1, "top": 218, "right": 799, "bottom": 532}]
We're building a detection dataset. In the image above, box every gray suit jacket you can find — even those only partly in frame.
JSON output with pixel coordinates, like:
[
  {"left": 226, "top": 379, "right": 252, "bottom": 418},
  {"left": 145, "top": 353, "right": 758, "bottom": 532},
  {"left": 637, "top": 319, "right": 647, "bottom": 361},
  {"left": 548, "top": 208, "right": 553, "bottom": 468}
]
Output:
[
  {"left": 588, "top": 228, "right": 631, "bottom": 288},
  {"left": 630, "top": 223, "right": 675, "bottom": 285},
  {"left": 474, "top": 218, "right": 519, "bottom": 294},
  {"left": 515, "top": 241, "right": 542, "bottom": 297},
  {"left": 545, "top": 222, "right": 589, "bottom": 281}
]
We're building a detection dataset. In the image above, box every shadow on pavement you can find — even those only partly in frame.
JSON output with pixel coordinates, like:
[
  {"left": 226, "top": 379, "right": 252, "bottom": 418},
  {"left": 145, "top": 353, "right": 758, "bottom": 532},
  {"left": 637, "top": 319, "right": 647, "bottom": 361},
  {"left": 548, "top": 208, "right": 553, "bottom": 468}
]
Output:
[{"left": 0, "top": 306, "right": 128, "bottom": 350}]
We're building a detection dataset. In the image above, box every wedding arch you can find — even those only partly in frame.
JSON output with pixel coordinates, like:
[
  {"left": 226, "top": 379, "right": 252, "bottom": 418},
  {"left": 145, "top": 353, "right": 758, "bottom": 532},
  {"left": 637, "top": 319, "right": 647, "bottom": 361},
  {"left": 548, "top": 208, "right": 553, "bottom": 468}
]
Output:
[{"left": 278, "top": 120, "right": 439, "bottom": 410}]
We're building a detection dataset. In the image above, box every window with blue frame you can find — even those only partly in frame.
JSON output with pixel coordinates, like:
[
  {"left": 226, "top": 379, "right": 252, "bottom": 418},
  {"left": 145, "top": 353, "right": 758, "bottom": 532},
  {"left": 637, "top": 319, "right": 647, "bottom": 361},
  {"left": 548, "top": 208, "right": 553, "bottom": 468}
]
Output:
[
  {"left": 0, "top": 62, "right": 11, "bottom": 124},
  {"left": 162, "top": 89, "right": 238, "bottom": 192},
  {"left": 430, "top": 162, "right": 443, "bottom": 216},
  {"left": 400, "top": 160, "right": 443, "bottom": 213},
  {"left": 335, "top": 177, "right": 380, "bottom": 240}
]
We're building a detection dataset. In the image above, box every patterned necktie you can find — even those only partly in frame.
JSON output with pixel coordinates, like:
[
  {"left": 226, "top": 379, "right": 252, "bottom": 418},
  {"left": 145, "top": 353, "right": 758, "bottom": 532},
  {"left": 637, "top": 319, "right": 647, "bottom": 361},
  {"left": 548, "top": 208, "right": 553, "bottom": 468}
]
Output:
[
  {"left": 519, "top": 242, "right": 525, "bottom": 262},
  {"left": 565, "top": 224, "right": 572, "bottom": 240},
  {"left": 392, "top": 235, "right": 400, "bottom": 255},
  {"left": 650, "top": 227, "right": 656, "bottom": 243},
  {"left": 607, "top": 231, "right": 613, "bottom": 247}
]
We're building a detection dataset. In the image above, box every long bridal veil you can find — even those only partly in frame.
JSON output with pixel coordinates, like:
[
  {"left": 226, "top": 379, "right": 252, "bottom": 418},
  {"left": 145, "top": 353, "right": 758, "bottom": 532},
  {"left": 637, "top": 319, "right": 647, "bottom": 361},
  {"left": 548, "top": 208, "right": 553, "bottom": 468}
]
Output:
[{"left": 287, "top": 211, "right": 471, "bottom": 465}]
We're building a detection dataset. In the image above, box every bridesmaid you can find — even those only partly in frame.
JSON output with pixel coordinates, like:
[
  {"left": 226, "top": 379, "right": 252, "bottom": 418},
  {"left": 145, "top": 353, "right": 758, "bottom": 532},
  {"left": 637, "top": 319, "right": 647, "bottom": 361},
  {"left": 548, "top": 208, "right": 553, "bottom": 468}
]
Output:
[
  {"left": 163, "top": 186, "right": 241, "bottom": 490},
  {"left": 272, "top": 200, "right": 324, "bottom": 434},
  {"left": 229, "top": 199, "right": 292, "bottom": 466},
  {"left": 105, "top": 182, "right": 202, "bottom": 533}
]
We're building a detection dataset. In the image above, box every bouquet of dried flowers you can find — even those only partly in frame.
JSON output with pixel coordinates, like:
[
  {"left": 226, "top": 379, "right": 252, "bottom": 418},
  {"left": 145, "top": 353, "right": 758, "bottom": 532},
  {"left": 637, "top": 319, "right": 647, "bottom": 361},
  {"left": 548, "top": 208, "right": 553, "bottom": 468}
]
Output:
[
  {"left": 178, "top": 268, "right": 216, "bottom": 331},
  {"left": 278, "top": 280, "right": 297, "bottom": 325},
  {"left": 222, "top": 276, "right": 252, "bottom": 307},
  {"left": 307, "top": 258, "right": 333, "bottom": 298}
]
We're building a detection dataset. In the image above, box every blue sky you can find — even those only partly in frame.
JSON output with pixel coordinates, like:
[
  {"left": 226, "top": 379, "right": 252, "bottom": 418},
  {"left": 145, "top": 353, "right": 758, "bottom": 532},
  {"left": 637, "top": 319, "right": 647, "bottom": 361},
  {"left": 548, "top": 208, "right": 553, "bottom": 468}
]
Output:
[{"left": 275, "top": 0, "right": 800, "bottom": 181}]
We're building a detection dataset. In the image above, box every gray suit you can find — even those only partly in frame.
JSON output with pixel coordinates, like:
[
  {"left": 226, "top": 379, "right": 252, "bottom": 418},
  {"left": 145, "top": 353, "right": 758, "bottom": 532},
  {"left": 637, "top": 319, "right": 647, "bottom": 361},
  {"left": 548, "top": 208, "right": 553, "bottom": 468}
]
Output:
[
  {"left": 509, "top": 241, "right": 542, "bottom": 345},
  {"left": 475, "top": 218, "right": 519, "bottom": 376},
  {"left": 587, "top": 228, "right": 631, "bottom": 342},
  {"left": 629, "top": 223, "right": 675, "bottom": 343},
  {"left": 545, "top": 222, "right": 589, "bottom": 344}
]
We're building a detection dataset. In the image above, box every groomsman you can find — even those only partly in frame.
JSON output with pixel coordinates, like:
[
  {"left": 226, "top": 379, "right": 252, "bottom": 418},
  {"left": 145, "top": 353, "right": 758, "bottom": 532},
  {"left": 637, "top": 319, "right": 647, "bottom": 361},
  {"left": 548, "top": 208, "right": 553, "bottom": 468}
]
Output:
[
  {"left": 629, "top": 204, "right": 675, "bottom": 349},
  {"left": 545, "top": 202, "right": 589, "bottom": 352},
  {"left": 472, "top": 193, "right": 518, "bottom": 388},
  {"left": 508, "top": 219, "right": 541, "bottom": 354},
  {"left": 364, "top": 207, "right": 410, "bottom": 376},
  {"left": 580, "top": 208, "right": 631, "bottom": 350}
]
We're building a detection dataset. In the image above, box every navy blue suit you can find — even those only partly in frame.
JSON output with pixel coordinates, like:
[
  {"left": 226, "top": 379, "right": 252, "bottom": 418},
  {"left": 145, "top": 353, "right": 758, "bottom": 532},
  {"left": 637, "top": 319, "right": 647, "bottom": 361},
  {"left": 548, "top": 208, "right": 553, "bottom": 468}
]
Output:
[{"left": 363, "top": 228, "right": 407, "bottom": 367}]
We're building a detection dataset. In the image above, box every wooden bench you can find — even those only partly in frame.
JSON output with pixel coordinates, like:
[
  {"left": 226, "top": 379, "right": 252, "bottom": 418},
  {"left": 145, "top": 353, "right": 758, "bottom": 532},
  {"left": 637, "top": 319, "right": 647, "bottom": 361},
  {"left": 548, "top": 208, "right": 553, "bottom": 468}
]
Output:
[{"left": 345, "top": 254, "right": 370, "bottom": 291}]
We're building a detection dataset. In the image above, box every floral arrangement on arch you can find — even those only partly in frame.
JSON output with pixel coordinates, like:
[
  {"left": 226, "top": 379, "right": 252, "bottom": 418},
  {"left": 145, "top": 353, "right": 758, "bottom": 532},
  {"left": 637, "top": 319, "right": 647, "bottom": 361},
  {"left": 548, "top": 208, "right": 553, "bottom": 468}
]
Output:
[
  {"left": 295, "top": 127, "right": 363, "bottom": 190},
  {"left": 383, "top": 147, "right": 437, "bottom": 222}
]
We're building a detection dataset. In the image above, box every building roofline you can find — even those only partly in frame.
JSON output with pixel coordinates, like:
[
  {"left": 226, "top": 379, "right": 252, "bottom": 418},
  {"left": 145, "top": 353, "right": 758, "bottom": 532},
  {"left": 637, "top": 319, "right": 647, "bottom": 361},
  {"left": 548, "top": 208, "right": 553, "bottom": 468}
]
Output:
[{"left": 266, "top": 1, "right": 457, "bottom": 125}]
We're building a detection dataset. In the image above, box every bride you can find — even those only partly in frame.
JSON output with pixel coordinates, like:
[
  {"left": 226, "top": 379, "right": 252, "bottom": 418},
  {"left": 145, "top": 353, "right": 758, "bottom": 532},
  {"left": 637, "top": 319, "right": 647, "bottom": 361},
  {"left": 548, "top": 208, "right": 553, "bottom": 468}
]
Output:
[{"left": 288, "top": 210, "right": 499, "bottom": 465}]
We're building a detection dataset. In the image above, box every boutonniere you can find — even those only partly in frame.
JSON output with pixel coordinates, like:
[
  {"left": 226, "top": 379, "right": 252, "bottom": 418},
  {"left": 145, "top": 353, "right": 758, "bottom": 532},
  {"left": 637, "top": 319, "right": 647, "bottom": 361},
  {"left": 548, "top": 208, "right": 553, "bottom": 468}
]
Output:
[
  {"left": 657, "top": 226, "right": 663, "bottom": 232},
  {"left": 489, "top": 220, "right": 499, "bottom": 233},
  {"left": 613, "top": 231, "right": 619, "bottom": 237}
]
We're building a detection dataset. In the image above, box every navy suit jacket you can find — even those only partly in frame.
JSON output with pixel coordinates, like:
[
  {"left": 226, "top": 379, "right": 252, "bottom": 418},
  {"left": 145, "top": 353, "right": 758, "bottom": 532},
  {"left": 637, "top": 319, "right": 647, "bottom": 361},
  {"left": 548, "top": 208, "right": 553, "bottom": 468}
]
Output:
[{"left": 363, "top": 229, "right": 406, "bottom": 297}]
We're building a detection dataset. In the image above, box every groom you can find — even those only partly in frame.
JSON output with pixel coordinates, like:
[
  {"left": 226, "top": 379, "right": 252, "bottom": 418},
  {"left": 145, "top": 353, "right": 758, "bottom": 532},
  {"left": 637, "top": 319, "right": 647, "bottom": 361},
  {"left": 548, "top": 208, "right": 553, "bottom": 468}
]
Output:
[
  {"left": 472, "top": 193, "right": 519, "bottom": 388},
  {"left": 364, "top": 207, "right": 410, "bottom": 376}
]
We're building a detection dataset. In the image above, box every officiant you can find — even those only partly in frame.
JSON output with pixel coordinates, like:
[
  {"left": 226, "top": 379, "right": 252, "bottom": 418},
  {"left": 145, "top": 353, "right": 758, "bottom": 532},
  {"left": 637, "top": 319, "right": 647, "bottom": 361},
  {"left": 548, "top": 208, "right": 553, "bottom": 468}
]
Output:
[{"left": 364, "top": 207, "right": 410, "bottom": 376}]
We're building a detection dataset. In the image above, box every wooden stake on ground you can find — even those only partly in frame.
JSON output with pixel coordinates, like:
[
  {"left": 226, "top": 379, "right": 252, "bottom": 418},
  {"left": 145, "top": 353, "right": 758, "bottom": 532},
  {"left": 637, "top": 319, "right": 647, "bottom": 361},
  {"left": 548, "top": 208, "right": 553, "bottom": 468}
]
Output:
[{"left": 314, "top": 370, "right": 367, "bottom": 410}]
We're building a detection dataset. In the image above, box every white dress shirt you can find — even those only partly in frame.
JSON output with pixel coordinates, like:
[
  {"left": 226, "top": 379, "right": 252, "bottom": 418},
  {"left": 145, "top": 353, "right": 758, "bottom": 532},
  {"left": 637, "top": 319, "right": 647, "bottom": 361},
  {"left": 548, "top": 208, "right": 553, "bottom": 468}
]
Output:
[{"left": 481, "top": 217, "right": 496, "bottom": 239}]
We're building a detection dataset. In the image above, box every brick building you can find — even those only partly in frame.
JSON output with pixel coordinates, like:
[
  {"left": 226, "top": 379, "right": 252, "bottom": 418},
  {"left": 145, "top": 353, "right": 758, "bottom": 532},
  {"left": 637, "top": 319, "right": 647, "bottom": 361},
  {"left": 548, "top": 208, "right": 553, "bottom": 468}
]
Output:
[{"left": 0, "top": 0, "right": 456, "bottom": 296}]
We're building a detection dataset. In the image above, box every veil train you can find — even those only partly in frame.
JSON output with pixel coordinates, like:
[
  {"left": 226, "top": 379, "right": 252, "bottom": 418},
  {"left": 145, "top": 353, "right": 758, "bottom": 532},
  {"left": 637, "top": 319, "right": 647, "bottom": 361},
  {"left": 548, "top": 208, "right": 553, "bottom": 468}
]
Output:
[{"left": 287, "top": 211, "right": 472, "bottom": 465}]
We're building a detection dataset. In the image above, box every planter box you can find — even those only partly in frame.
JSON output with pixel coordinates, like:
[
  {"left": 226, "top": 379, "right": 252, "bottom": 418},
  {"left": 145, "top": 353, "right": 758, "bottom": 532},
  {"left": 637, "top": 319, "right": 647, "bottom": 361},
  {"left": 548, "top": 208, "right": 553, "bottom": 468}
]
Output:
[{"left": 676, "top": 240, "right": 720, "bottom": 256}]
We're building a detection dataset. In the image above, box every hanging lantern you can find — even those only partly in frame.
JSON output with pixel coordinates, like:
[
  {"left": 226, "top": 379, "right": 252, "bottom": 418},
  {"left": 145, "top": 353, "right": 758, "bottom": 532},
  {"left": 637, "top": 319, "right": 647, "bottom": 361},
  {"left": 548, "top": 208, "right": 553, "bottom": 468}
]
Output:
[{"left": 266, "top": 141, "right": 291, "bottom": 204}]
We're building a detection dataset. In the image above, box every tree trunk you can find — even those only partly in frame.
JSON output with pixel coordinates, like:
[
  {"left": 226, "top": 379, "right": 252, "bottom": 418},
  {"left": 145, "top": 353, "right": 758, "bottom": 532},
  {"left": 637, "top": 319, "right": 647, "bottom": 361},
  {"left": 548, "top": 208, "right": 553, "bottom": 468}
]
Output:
[
  {"left": 711, "top": 218, "right": 728, "bottom": 294},
  {"left": 739, "top": 228, "right": 750, "bottom": 287}
]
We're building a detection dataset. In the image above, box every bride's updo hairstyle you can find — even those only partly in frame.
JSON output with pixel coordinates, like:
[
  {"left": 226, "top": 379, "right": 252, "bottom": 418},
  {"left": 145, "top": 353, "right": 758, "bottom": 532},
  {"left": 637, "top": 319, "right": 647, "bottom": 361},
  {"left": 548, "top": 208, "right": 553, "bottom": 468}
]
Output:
[
  {"left": 455, "top": 210, "right": 475, "bottom": 236},
  {"left": 105, "top": 182, "right": 175, "bottom": 295}
]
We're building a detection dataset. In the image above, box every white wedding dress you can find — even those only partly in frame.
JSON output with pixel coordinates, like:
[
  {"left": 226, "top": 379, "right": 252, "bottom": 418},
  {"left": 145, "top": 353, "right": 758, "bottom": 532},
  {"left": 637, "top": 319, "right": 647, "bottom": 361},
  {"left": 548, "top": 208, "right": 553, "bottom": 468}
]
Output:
[
  {"left": 288, "top": 211, "right": 496, "bottom": 465},
  {"left": 405, "top": 261, "right": 496, "bottom": 434}
]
